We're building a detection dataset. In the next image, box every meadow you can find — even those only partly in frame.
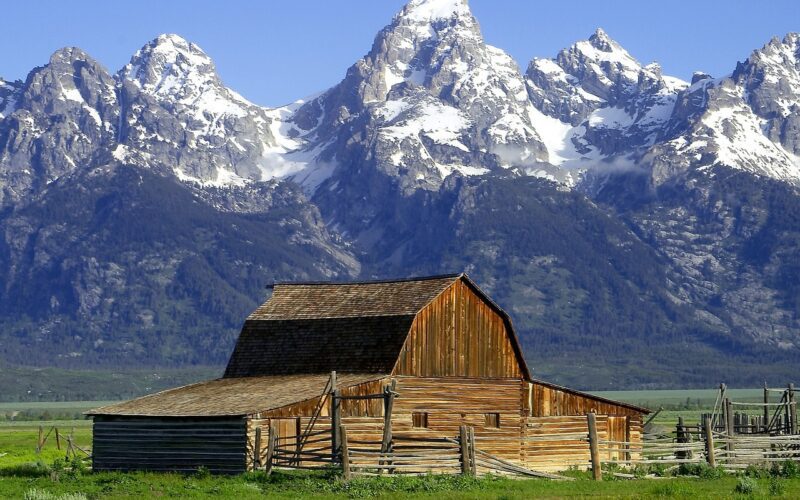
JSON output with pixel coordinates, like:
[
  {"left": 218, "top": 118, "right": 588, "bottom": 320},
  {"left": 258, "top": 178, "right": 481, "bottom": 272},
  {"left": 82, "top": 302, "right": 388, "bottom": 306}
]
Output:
[{"left": 2, "top": 389, "right": 799, "bottom": 499}]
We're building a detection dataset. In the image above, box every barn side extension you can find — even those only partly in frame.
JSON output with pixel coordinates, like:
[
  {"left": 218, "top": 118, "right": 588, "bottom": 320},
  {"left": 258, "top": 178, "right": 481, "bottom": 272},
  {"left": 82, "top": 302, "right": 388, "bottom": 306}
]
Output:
[{"left": 88, "top": 274, "right": 649, "bottom": 476}]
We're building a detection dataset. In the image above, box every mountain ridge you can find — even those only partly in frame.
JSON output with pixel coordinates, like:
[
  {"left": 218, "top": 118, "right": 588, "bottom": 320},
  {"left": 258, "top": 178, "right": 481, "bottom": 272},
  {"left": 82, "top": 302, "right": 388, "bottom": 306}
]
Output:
[{"left": 1, "top": 0, "right": 800, "bottom": 389}]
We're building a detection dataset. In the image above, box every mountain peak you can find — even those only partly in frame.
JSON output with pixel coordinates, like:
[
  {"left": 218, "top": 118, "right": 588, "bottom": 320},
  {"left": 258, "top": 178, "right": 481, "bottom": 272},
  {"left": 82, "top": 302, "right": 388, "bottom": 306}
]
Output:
[
  {"left": 589, "top": 28, "right": 613, "bottom": 51},
  {"left": 120, "top": 34, "right": 216, "bottom": 95},
  {"left": 402, "top": 0, "right": 471, "bottom": 23},
  {"left": 45, "top": 47, "right": 107, "bottom": 72},
  {"left": 140, "top": 34, "right": 212, "bottom": 66}
]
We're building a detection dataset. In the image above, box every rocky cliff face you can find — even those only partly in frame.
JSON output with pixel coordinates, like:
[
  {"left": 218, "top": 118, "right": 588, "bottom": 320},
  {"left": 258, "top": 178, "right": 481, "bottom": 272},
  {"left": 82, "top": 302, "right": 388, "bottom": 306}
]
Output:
[
  {"left": 116, "top": 35, "right": 286, "bottom": 187},
  {"left": 1, "top": 0, "right": 800, "bottom": 387},
  {"left": 291, "top": 0, "right": 560, "bottom": 199}
]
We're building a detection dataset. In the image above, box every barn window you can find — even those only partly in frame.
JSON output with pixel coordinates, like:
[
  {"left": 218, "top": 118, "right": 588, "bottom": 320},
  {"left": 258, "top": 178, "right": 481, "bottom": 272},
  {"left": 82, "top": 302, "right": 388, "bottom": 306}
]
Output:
[
  {"left": 412, "top": 412, "right": 428, "bottom": 428},
  {"left": 485, "top": 413, "right": 500, "bottom": 428}
]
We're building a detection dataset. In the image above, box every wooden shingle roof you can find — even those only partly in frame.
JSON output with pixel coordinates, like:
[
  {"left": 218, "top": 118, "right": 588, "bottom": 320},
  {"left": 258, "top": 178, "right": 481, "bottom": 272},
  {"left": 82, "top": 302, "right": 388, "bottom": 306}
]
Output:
[
  {"left": 248, "top": 274, "right": 460, "bottom": 320},
  {"left": 224, "top": 274, "right": 461, "bottom": 378},
  {"left": 87, "top": 373, "right": 384, "bottom": 417}
]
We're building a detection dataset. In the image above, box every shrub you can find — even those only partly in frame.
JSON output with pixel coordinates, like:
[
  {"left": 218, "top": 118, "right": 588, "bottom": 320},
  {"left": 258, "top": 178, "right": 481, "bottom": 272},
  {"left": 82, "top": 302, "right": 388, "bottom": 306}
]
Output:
[
  {"left": 744, "top": 464, "right": 770, "bottom": 479},
  {"left": 698, "top": 465, "right": 726, "bottom": 480},
  {"left": 734, "top": 476, "right": 758, "bottom": 495},
  {"left": 195, "top": 465, "right": 211, "bottom": 479},
  {"left": 781, "top": 460, "right": 799, "bottom": 478}
]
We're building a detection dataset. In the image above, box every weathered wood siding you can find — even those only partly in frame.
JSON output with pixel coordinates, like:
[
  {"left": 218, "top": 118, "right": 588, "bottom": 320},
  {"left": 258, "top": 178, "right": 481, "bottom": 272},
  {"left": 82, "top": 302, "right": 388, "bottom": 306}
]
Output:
[
  {"left": 394, "top": 280, "right": 522, "bottom": 378},
  {"left": 523, "top": 415, "right": 600, "bottom": 471},
  {"left": 93, "top": 417, "right": 247, "bottom": 474},
  {"left": 528, "top": 382, "right": 642, "bottom": 418},
  {"left": 389, "top": 377, "right": 524, "bottom": 462},
  {"left": 246, "top": 379, "right": 388, "bottom": 468},
  {"left": 522, "top": 413, "right": 644, "bottom": 471},
  {"left": 243, "top": 377, "right": 645, "bottom": 472},
  {"left": 246, "top": 416, "right": 386, "bottom": 470}
]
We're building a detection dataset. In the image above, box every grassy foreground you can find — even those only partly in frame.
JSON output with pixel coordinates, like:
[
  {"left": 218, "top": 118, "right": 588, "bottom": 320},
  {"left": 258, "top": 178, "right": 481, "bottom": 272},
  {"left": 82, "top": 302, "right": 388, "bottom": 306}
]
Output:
[
  {"left": 3, "top": 424, "right": 800, "bottom": 499},
  {"left": 2, "top": 467, "right": 800, "bottom": 499},
  {"left": 3, "top": 392, "right": 799, "bottom": 498}
]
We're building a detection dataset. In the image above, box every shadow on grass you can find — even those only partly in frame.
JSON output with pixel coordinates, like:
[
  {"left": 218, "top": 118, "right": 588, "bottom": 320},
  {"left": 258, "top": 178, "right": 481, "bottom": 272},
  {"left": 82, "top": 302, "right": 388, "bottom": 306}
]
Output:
[{"left": 0, "top": 461, "right": 51, "bottom": 478}]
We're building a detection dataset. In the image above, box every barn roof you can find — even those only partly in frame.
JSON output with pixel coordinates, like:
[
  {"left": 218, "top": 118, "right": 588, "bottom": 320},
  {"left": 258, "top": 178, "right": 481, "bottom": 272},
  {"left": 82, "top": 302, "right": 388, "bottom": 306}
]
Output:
[
  {"left": 224, "top": 274, "right": 466, "bottom": 377},
  {"left": 87, "top": 373, "right": 384, "bottom": 417},
  {"left": 250, "top": 274, "right": 460, "bottom": 320}
]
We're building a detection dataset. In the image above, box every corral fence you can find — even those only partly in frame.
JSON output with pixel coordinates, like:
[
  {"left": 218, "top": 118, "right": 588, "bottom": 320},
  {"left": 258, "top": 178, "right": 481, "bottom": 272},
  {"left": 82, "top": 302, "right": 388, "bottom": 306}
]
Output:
[
  {"left": 258, "top": 372, "right": 568, "bottom": 479},
  {"left": 584, "top": 411, "right": 800, "bottom": 479},
  {"left": 263, "top": 424, "right": 567, "bottom": 480},
  {"left": 33, "top": 424, "right": 91, "bottom": 462},
  {"left": 256, "top": 376, "right": 800, "bottom": 480}
]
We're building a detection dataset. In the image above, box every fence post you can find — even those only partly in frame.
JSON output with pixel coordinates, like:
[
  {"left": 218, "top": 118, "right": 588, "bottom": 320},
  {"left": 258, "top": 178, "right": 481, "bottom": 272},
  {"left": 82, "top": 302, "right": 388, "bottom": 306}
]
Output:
[
  {"left": 676, "top": 417, "right": 687, "bottom": 460},
  {"left": 379, "top": 379, "right": 396, "bottom": 475},
  {"left": 587, "top": 412, "right": 602, "bottom": 481},
  {"left": 265, "top": 423, "right": 276, "bottom": 475},
  {"left": 55, "top": 428, "right": 61, "bottom": 451},
  {"left": 788, "top": 384, "right": 797, "bottom": 435},
  {"left": 459, "top": 425, "right": 470, "bottom": 475},
  {"left": 254, "top": 427, "right": 262, "bottom": 470},
  {"left": 331, "top": 371, "right": 341, "bottom": 461},
  {"left": 468, "top": 426, "right": 477, "bottom": 477},
  {"left": 764, "top": 383, "right": 770, "bottom": 433},
  {"left": 340, "top": 425, "right": 351, "bottom": 481},
  {"left": 704, "top": 418, "right": 715, "bottom": 468},
  {"left": 724, "top": 398, "right": 734, "bottom": 455}
]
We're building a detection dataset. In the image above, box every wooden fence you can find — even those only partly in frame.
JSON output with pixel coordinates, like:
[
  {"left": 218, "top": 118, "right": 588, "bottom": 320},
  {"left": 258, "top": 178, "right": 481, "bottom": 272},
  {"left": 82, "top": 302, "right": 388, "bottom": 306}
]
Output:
[
  {"left": 265, "top": 423, "right": 568, "bottom": 479},
  {"left": 584, "top": 415, "right": 800, "bottom": 479}
]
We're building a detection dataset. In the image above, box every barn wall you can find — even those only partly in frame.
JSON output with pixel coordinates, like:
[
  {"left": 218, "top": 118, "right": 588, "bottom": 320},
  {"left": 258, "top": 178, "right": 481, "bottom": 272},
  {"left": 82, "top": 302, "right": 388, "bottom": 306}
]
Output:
[
  {"left": 246, "top": 416, "right": 386, "bottom": 470},
  {"left": 522, "top": 414, "right": 643, "bottom": 472},
  {"left": 394, "top": 280, "right": 523, "bottom": 378},
  {"left": 389, "top": 376, "right": 526, "bottom": 462},
  {"left": 243, "top": 377, "right": 646, "bottom": 471},
  {"left": 92, "top": 417, "right": 247, "bottom": 474},
  {"left": 246, "top": 378, "right": 389, "bottom": 468},
  {"left": 528, "top": 382, "right": 643, "bottom": 418}
]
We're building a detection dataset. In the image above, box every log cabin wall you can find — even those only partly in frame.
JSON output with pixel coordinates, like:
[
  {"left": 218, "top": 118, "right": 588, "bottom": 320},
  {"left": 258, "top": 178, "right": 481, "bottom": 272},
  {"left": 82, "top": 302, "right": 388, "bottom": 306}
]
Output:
[
  {"left": 394, "top": 280, "right": 523, "bottom": 378},
  {"left": 93, "top": 416, "right": 248, "bottom": 474}
]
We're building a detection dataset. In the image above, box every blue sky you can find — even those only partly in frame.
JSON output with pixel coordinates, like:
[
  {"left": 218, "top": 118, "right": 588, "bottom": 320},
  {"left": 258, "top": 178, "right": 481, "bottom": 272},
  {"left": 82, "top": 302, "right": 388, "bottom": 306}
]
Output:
[{"left": 1, "top": 1, "right": 798, "bottom": 107}]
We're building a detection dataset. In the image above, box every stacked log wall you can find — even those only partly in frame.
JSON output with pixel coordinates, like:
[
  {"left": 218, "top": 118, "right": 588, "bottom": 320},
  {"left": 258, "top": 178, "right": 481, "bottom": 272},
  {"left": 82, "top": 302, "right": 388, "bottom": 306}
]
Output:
[{"left": 93, "top": 417, "right": 247, "bottom": 474}]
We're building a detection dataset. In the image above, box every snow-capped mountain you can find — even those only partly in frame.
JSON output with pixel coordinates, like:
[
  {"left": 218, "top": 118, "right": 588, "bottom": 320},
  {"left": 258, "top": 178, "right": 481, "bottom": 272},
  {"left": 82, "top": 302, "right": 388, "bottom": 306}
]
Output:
[
  {"left": 0, "top": 48, "right": 119, "bottom": 207},
  {"left": 116, "top": 34, "right": 288, "bottom": 187},
  {"left": 525, "top": 28, "right": 687, "bottom": 172},
  {"left": 2, "top": 0, "right": 800, "bottom": 388},
  {"left": 288, "top": 0, "right": 565, "bottom": 196},
  {"left": 646, "top": 33, "right": 800, "bottom": 185},
  {"left": 0, "top": 78, "right": 21, "bottom": 119}
]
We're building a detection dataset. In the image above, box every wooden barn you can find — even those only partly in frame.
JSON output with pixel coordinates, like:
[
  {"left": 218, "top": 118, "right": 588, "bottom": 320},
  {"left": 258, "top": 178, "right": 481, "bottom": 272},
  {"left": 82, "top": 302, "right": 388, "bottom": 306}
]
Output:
[{"left": 88, "top": 274, "right": 648, "bottom": 474}]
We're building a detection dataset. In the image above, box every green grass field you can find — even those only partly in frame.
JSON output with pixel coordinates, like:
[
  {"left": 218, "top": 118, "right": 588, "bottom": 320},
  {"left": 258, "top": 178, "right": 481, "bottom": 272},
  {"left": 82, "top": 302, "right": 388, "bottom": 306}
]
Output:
[
  {"left": 2, "top": 391, "right": 799, "bottom": 498},
  {"left": 1, "top": 465, "right": 800, "bottom": 499},
  {"left": 590, "top": 388, "right": 769, "bottom": 409}
]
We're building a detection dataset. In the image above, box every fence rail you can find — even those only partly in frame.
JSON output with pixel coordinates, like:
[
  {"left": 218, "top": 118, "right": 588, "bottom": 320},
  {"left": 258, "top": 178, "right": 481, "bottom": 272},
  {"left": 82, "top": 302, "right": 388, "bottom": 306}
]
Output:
[{"left": 582, "top": 414, "right": 800, "bottom": 479}]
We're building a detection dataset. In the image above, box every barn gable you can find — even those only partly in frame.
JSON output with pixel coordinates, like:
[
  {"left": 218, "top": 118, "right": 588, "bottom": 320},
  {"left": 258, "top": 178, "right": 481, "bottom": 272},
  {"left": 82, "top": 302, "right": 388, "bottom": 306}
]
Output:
[
  {"left": 223, "top": 274, "right": 531, "bottom": 380},
  {"left": 394, "top": 276, "right": 530, "bottom": 379}
]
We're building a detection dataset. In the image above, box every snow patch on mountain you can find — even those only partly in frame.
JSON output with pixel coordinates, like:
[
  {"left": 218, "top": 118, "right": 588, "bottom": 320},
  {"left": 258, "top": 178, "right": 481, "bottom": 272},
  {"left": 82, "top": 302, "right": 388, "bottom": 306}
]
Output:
[{"left": 404, "top": 0, "right": 470, "bottom": 22}]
